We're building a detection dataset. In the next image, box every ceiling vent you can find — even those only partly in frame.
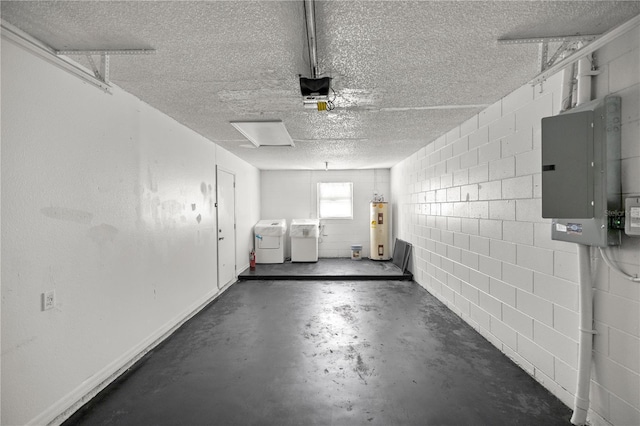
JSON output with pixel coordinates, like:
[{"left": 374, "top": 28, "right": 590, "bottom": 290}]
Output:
[{"left": 230, "top": 120, "right": 295, "bottom": 148}]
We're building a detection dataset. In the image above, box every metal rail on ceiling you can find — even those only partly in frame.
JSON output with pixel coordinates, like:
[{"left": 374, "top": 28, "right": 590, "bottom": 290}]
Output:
[
  {"left": 527, "top": 13, "right": 640, "bottom": 85},
  {"left": 1, "top": 19, "right": 112, "bottom": 92}
]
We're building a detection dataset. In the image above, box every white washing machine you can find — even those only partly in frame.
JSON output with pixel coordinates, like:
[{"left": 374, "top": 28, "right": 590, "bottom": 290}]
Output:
[
  {"left": 254, "top": 219, "right": 287, "bottom": 264},
  {"left": 290, "top": 219, "right": 320, "bottom": 262}
]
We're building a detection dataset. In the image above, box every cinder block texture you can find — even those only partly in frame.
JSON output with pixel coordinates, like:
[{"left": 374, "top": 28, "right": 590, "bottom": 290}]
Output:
[{"left": 390, "top": 27, "right": 640, "bottom": 425}]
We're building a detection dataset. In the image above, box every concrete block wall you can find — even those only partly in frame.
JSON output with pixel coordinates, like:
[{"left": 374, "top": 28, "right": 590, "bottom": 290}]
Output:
[
  {"left": 390, "top": 25, "right": 639, "bottom": 426},
  {"left": 261, "top": 169, "right": 390, "bottom": 258}
]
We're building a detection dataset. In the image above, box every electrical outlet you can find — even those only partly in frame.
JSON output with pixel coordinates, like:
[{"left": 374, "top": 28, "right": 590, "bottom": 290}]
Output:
[{"left": 43, "top": 290, "right": 55, "bottom": 311}]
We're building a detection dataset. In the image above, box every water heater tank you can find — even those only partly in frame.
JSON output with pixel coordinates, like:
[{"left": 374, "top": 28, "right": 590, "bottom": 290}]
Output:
[{"left": 370, "top": 202, "right": 390, "bottom": 260}]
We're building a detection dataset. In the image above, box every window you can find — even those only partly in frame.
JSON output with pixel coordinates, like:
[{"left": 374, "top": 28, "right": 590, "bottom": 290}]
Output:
[{"left": 318, "top": 182, "right": 353, "bottom": 219}]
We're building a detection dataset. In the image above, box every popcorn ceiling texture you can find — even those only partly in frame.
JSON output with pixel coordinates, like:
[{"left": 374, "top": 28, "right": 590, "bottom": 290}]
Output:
[
  {"left": 1, "top": 2, "right": 639, "bottom": 426},
  {"left": 2, "top": 1, "right": 639, "bottom": 170}
]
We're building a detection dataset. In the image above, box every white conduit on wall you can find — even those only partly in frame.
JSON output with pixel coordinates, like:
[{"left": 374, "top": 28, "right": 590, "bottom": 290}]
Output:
[
  {"left": 570, "top": 45, "right": 595, "bottom": 426},
  {"left": 598, "top": 247, "right": 640, "bottom": 282},
  {"left": 576, "top": 55, "right": 593, "bottom": 106},
  {"left": 571, "top": 244, "right": 594, "bottom": 426},
  {"left": 551, "top": 17, "right": 640, "bottom": 425}
]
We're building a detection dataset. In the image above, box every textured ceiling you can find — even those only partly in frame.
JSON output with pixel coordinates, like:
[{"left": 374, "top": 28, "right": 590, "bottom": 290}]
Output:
[{"left": 2, "top": 1, "right": 639, "bottom": 170}]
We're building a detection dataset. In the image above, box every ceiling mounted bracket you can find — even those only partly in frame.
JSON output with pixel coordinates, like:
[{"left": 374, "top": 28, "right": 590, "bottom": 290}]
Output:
[
  {"left": 497, "top": 34, "right": 599, "bottom": 45},
  {"left": 537, "top": 42, "right": 549, "bottom": 73},
  {"left": 1, "top": 19, "right": 111, "bottom": 92},
  {"left": 85, "top": 53, "right": 110, "bottom": 83},
  {"left": 545, "top": 40, "right": 571, "bottom": 71},
  {"left": 56, "top": 49, "right": 155, "bottom": 84},
  {"left": 498, "top": 34, "right": 599, "bottom": 73},
  {"left": 527, "top": 14, "right": 640, "bottom": 86}
]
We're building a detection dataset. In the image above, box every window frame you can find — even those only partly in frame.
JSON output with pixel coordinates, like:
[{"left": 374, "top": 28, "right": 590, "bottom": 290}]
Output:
[{"left": 317, "top": 182, "right": 354, "bottom": 220}]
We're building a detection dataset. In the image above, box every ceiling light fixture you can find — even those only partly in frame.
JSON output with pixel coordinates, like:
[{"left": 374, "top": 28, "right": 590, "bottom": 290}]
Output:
[{"left": 230, "top": 120, "right": 295, "bottom": 148}]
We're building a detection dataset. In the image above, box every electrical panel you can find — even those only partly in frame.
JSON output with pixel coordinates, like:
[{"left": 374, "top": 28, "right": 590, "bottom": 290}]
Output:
[
  {"left": 541, "top": 96, "right": 621, "bottom": 247},
  {"left": 541, "top": 110, "right": 594, "bottom": 218}
]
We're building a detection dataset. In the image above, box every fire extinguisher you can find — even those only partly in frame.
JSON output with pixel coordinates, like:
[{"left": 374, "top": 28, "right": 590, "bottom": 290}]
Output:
[{"left": 250, "top": 249, "right": 256, "bottom": 270}]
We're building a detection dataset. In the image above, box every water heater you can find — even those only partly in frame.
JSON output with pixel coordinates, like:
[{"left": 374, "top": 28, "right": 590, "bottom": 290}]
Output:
[{"left": 370, "top": 202, "right": 390, "bottom": 260}]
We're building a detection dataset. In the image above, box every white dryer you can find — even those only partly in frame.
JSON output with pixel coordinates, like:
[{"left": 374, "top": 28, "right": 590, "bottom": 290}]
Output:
[{"left": 254, "top": 219, "right": 287, "bottom": 264}]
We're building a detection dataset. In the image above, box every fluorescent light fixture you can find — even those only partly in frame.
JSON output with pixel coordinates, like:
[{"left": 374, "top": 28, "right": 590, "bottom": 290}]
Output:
[{"left": 230, "top": 120, "right": 294, "bottom": 148}]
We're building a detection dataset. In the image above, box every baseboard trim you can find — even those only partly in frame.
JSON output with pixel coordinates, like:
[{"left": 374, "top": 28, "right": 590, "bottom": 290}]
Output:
[{"left": 30, "top": 282, "right": 235, "bottom": 426}]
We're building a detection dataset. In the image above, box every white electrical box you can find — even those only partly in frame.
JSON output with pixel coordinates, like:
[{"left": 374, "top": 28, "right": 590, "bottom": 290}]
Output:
[
  {"left": 625, "top": 197, "right": 640, "bottom": 237},
  {"left": 542, "top": 96, "right": 622, "bottom": 247}
]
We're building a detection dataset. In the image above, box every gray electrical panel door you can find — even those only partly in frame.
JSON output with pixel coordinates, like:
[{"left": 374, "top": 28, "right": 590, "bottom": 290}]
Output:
[
  {"left": 541, "top": 111, "right": 594, "bottom": 219},
  {"left": 541, "top": 96, "right": 621, "bottom": 247}
]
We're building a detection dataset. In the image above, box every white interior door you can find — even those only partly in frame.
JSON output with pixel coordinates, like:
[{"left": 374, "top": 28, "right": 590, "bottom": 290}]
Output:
[{"left": 216, "top": 167, "right": 236, "bottom": 289}]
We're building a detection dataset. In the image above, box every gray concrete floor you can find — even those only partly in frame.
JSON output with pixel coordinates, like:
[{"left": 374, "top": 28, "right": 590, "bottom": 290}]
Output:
[{"left": 65, "top": 280, "right": 571, "bottom": 425}]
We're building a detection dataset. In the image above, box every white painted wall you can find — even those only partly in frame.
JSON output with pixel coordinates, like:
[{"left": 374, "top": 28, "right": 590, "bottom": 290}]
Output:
[
  {"left": 391, "top": 26, "right": 640, "bottom": 426},
  {"left": 261, "top": 169, "right": 390, "bottom": 258},
  {"left": 0, "top": 38, "right": 260, "bottom": 425}
]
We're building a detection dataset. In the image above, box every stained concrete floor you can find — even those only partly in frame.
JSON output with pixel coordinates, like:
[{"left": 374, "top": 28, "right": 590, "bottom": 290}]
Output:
[{"left": 65, "top": 280, "right": 571, "bottom": 426}]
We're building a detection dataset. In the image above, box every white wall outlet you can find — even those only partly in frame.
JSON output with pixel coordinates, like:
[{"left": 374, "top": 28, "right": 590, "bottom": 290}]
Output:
[{"left": 43, "top": 290, "right": 55, "bottom": 311}]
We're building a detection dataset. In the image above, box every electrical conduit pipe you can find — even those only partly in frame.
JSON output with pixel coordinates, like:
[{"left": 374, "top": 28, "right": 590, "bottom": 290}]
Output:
[
  {"left": 576, "top": 54, "right": 593, "bottom": 106},
  {"left": 559, "top": 54, "right": 575, "bottom": 112},
  {"left": 571, "top": 244, "right": 594, "bottom": 425},
  {"left": 571, "top": 49, "right": 595, "bottom": 426}
]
